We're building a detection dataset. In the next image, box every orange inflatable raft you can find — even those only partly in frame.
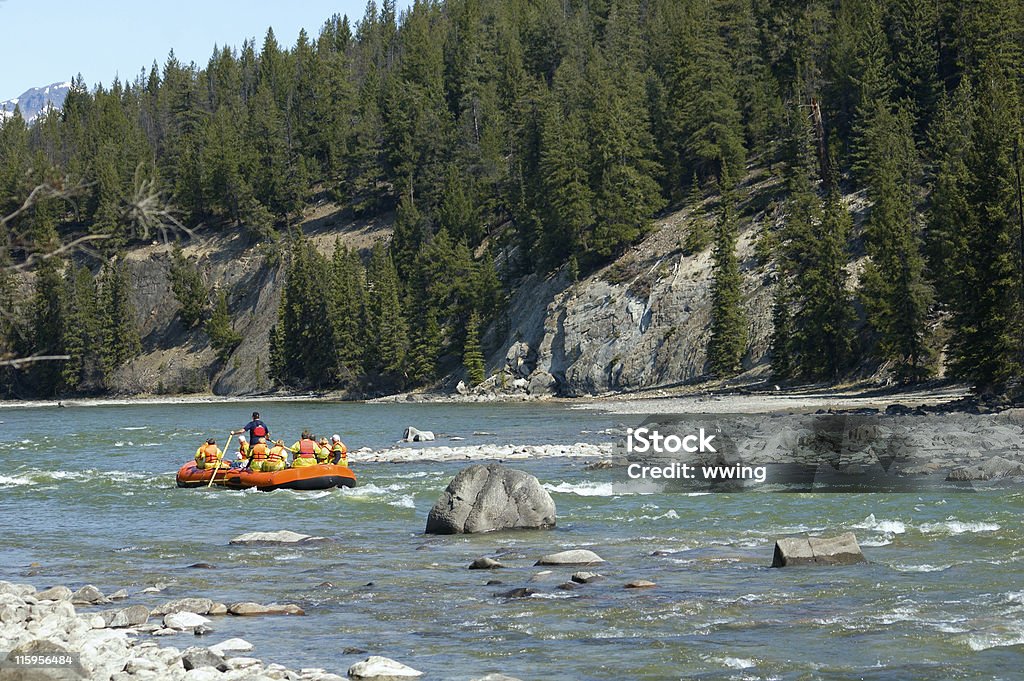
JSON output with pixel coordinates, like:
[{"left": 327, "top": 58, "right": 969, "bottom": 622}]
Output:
[{"left": 176, "top": 461, "right": 356, "bottom": 491}]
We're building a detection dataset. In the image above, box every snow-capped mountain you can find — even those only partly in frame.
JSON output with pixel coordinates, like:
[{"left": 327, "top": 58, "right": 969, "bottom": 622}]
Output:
[{"left": 0, "top": 81, "right": 72, "bottom": 124}]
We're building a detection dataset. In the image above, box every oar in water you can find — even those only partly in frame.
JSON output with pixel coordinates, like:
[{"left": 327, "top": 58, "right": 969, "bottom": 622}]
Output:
[{"left": 207, "top": 434, "right": 234, "bottom": 488}]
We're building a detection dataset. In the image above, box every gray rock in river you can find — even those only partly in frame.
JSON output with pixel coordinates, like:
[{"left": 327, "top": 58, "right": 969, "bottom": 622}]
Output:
[
  {"left": 229, "top": 530, "right": 326, "bottom": 544},
  {"left": 5, "top": 639, "right": 88, "bottom": 680},
  {"left": 469, "top": 557, "right": 506, "bottom": 569},
  {"left": 946, "top": 455, "right": 1024, "bottom": 481},
  {"left": 772, "top": 532, "right": 866, "bottom": 567},
  {"left": 348, "top": 655, "right": 423, "bottom": 679},
  {"left": 152, "top": 597, "right": 219, "bottom": 616},
  {"left": 227, "top": 601, "right": 305, "bottom": 616},
  {"left": 535, "top": 549, "right": 604, "bottom": 566},
  {"left": 425, "top": 464, "right": 556, "bottom": 534}
]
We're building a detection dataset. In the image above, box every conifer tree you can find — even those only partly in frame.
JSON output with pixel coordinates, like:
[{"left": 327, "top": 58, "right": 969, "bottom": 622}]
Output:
[
  {"left": 462, "top": 309, "right": 486, "bottom": 385},
  {"left": 207, "top": 289, "right": 242, "bottom": 362},
  {"left": 61, "top": 265, "right": 104, "bottom": 392},
  {"left": 98, "top": 263, "right": 141, "bottom": 373},
  {"left": 169, "top": 246, "right": 208, "bottom": 328},
  {"left": 365, "top": 241, "right": 408, "bottom": 378},
  {"left": 707, "top": 183, "right": 747, "bottom": 377},
  {"left": 858, "top": 101, "right": 933, "bottom": 381}
]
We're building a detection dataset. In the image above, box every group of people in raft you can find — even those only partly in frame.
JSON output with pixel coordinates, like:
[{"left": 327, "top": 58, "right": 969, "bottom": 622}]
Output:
[{"left": 193, "top": 411, "right": 349, "bottom": 472}]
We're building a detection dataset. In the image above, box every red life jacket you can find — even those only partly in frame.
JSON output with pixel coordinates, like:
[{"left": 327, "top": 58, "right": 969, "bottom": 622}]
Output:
[
  {"left": 297, "top": 438, "right": 317, "bottom": 458},
  {"left": 200, "top": 444, "right": 220, "bottom": 464},
  {"left": 249, "top": 443, "right": 269, "bottom": 461},
  {"left": 252, "top": 424, "right": 268, "bottom": 438}
]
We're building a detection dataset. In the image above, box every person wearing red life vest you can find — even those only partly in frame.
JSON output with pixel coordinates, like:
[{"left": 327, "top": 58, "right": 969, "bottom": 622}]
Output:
[
  {"left": 194, "top": 438, "right": 223, "bottom": 470},
  {"left": 264, "top": 440, "right": 289, "bottom": 472},
  {"left": 289, "top": 431, "right": 322, "bottom": 468},
  {"left": 246, "top": 437, "right": 270, "bottom": 471},
  {"left": 231, "top": 411, "right": 270, "bottom": 445}
]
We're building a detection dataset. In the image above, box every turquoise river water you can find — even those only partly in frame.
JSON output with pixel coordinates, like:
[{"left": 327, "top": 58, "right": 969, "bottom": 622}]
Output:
[{"left": 0, "top": 400, "right": 1022, "bottom": 680}]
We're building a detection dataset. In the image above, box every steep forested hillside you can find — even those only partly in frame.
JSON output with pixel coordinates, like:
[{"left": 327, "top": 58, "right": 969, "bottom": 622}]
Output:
[{"left": 1, "top": 0, "right": 1023, "bottom": 399}]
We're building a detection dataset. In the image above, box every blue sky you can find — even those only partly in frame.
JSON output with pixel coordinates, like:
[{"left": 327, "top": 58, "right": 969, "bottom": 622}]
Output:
[{"left": 0, "top": 0, "right": 408, "bottom": 100}]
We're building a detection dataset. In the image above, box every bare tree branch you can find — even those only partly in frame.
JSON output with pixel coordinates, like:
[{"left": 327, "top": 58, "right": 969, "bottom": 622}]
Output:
[{"left": 0, "top": 354, "right": 70, "bottom": 368}]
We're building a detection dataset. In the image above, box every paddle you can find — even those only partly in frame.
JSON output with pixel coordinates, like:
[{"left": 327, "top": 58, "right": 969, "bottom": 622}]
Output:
[{"left": 207, "top": 433, "right": 234, "bottom": 488}]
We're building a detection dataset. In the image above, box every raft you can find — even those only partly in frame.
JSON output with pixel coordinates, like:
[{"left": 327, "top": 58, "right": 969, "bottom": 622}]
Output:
[{"left": 176, "top": 461, "right": 356, "bottom": 491}]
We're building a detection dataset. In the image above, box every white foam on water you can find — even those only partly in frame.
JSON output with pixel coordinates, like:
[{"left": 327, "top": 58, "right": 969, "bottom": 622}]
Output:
[
  {"left": 859, "top": 538, "right": 893, "bottom": 547},
  {"left": 918, "top": 520, "right": 1000, "bottom": 535},
  {"left": 388, "top": 495, "right": 416, "bottom": 508},
  {"left": 721, "top": 657, "right": 756, "bottom": 670},
  {"left": 274, "top": 553, "right": 301, "bottom": 561},
  {"left": 966, "top": 628, "right": 1024, "bottom": 651},
  {"left": 0, "top": 474, "right": 36, "bottom": 486},
  {"left": 543, "top": 481, "right": 615, "bottom": 497},
  {"left": 121, "top": 426, "right": 147, "bottom": 430},
  {"left": 890, "top": 563, "right": 951, "bottom": 573},
  {"left": 854, "top": 513, "right": 907, "bottom": 534}
]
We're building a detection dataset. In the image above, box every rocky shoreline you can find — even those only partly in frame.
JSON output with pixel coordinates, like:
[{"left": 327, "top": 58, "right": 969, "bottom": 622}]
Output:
[{"left": 0, "top": 580, "right": 490, "bottom": 681}]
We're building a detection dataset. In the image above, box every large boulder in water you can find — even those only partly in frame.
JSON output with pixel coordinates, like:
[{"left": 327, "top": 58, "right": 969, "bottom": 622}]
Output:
[
  {"left": 771, "top": 532, "right": 865, "bottom": 567},
  {"left": 425, "top": 464, "right": 556, "bottom": 534}
]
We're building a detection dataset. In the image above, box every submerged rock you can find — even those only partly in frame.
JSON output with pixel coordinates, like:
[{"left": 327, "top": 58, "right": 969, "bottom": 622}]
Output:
[
  {"left": 229, "top": 530, "right": 326, "bottom": 545},
  {"left": 624, "top": 580, "right": 657, "bottom": 589},
  {"left": 571, "top": 572, "right": 603, "bottom": 584},
  {"left": 535, "top": 549, "right": 604, "bottom": 566},
  {"left": 227, "top": 602, "right": 305, "bottom": 616},
  {"left": 348, "top": 655, "right": 423, "bottom": 679},
  {"left": 468, "top": 557, "right": 506, "bottom": 570},
  {"left": 772, "top": 532, "right": 866, "bottom": 567},
  {"left": 946, "top": 456, "right": 1024, "bottom": 481},
  {"left": 425, "top": 464, "right": 556, "bottom": 534},
  {"left": 494, "top": 588, "right": 540, "bottom": 599}
]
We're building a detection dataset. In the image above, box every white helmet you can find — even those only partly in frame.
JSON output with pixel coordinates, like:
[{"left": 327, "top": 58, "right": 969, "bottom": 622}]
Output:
[{"left": 332, "top": 434, "right": 341, "bottom": 442}]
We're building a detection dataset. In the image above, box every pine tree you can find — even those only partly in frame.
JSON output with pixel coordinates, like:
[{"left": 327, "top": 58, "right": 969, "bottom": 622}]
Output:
[
  {"left": 462, "top": 309, "right": 486, "bottom": 385},
  {"left": 61, "top": 265, "right": 104, "bottom": 392},
  {"left": 169, "top": 245, "right": 208, "bottom": 328},
  {"left": 29, "top": 258, "right": 66, "bottom": 395},
  {"left": 365, "top": 241, "right": 408, "bottom": 377},
  {"left": 945, "top": 62, "right": 1023, "bottom": 392},
  {"left": 858, "top": 100, "right": 933, "bottom": 381},
  {"left": 98, "top": 263, "right": 141, "bottom": 373},
  {"left": 707, "top": 183, "right": 747, "bottom": 376},
  {"left": 207, "top": 289, "right": 242, "bottom": 362}
]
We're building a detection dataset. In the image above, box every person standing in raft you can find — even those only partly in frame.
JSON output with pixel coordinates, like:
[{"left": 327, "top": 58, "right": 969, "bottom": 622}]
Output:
[
  {"left": 194, "top": 438, "right": 223, "bottom": 470},
  {"left": 289, "top": 431, "right": 322, "bottom": 468},
  {"left": 264, "top": 439, "right": 288, "bottom": 472},
  {"left": 231, "top": 412, "right": 270, "bottom": 445}
]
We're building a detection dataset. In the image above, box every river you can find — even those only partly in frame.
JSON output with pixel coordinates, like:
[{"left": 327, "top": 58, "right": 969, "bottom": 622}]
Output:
[{"left": 0, "top": 400, "right": 1021, "bottom": 680}]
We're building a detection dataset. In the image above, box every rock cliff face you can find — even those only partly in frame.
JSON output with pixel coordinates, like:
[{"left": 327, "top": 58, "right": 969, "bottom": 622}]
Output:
[
  {"left": 107, "top": 236, "right": 282, "bottom": 395},
  {"left": 486, "top": 174, "right": 780, "bottom": 397}
]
